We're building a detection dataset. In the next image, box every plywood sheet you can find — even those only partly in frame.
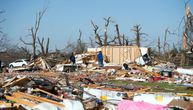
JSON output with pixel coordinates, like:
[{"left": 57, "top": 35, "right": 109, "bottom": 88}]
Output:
[{"left": 101, "top": 46, "right": 148, "bottom": 64}]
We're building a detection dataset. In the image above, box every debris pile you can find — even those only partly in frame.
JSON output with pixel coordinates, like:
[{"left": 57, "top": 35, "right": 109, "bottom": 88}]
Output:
[{"left": 0, "top": 46, "right": 193, "bottom": 110}]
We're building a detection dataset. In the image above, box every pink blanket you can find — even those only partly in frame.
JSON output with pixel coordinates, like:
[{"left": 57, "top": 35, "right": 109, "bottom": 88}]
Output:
[{"left": 117, "top": 100, "right": 167, "bottom": 110}]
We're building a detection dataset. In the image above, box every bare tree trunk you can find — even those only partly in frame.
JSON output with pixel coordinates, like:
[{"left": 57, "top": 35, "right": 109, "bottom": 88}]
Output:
[
  {"left": 157, "top": 36, "right": 161, "bottom": 56},
  {"left": 163, "top": 28, "right": 168, "bottom": 55},
  {"left": 38, "top": 37, "right": 45, "bottom": 55},
  {"left": 122, "top": 34, "right": 125, "bottom": 46},
  {"left": 125, "top": 39, "right": 129, "bottom": 46},
  {"left": 132, "top": 25, "right": 143, "bottom": 47},
  {"left": 115, "top": 24, "right": 122, "bottom": 45},
  {"left": 136, "top": 27, "right": 140, "bottom": 47},
  {"left": 31, "top": 28, "right": 37, "bottom": 58},
  {"left": 103, "top": 17, "right": 111, "bottom": 46},
  {"left": 37, "top": 37, "right": 49, "bottom": 56},
  {"left": 46, "top": 37, "right": 49, "bottom": 54},
  {"left": 183, "top": 14, "right": 188, "bottom": 50},
  {"left": 183, "top": 4, "right": 190, "bottom": 49},
  {"left": 77, "top": 29, "right": 84, "bottom": 53}
]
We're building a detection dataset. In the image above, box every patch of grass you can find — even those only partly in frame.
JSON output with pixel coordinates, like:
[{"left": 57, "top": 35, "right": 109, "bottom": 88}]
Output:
[{"left": 108, "top": 80, "right": 193, "bottom": 94}]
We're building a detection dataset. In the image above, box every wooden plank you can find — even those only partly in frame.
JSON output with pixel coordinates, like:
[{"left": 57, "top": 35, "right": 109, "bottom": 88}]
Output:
[
  {"left": 101, "top": 46, "right": 145, "bottom": 64},
  {"left": 13, "top": 92, "right": 64, "bottom": 107},
  {"left": 5, "top": 95, "right": 35, "bottom": 107},
  {"left": 0, "top": 101, "right": 21, "bottom": 108},
  {"left": 33, "top": 88, "right": 64, "bottom": 100},
  {"left": 2, "top": 76, "right": 18, "bottom": 87},
  {"left": 12, "top": 66, "right": 31, "bottom": 71},
  {"left": 101, "top": 46, "right": 150, "bottom": 64},
  {"left": 135, "top": 87, "right": 151, "bottom": 93},
  {"left": 126, "top": 87, "right": 151, "bottom": 97},
  {"left": 3, "top": 77, "right": 30, "bottom": 88},
  {"left": 130, "top": 64, "right": 161, "bottom": 77},
  {"left": 111, "top": 46, "right": 113, "bottom": 63}
]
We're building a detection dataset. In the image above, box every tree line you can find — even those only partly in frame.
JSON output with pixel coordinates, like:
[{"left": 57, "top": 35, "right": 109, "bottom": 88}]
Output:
[{"left": 0, "top": 2, "right": 193, "bottom": 66}]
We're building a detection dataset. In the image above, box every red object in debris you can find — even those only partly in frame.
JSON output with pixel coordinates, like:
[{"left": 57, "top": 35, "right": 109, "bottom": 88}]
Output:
[{"left": 153, "top": 77, "right": 161, "bottom": 81}]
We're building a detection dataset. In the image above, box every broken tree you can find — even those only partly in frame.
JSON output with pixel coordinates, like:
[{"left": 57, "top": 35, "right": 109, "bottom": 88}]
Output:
[{"left": 20, "top": 8, "right": 47, "bottom": 59}]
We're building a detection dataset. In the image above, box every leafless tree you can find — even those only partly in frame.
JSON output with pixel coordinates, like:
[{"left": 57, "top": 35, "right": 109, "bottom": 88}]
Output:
[
  {"left": 183, "top": 1, "right": 193, "bottom": 49},
  {"left": 76, "top": 29, "right": 85, "bottom": 53},
  {"left": 78, "top": 29, "right": 82, "bottom": 50},
  {"left": 157, "top": 36, "right": 161, "bottom": 56},
  {"left": 115, "top": 24, "right": 122, "bottom": 45},
  {"left": 91, "top": 20, "right": 103, "bottom": 46},
  {"left": 19, "top": 46, "right": 31, "bottom": 59},
  {"left": 46, "top": 37, "right": 49, "bottom": 54},
  {"left": 37, "top": 37, "right": 50, "bottom": 56},
  {"left": 6, "top": 45, "right": 31, "bottom": 61},
  {"left": 163, "top": 28, "right": 176, "bottom": 54},
  {"left": 0, "top": 34, "right": 9, "bottom": 51},
  {"left": 20, "top": 8, "right": 47, "bottom": 59},
  {"left": 91, "top": 17, "right": 116, "bottom": 46},
  {"left": 131, "top": 25, "right": 147, "bottom": 47},
  {"left": 89, "top": 37, "right": 95, "bottom": 47},
  {"left": 122, "top": 34, "right": 125, "bottom": 46},
  {"left": 0, "top": 10, "right": 9, "bottom": 51},
  {"left": 125, "top": 38, "right": 129, "bottom": 46},
  {"left": 103, "top": 17, "right": 112, "bottom": 46}
]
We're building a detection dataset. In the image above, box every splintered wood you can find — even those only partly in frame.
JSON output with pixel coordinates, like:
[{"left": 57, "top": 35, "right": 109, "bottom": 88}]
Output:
[{"left": 130, "top": 64, "right": 161, "bottom": 77}]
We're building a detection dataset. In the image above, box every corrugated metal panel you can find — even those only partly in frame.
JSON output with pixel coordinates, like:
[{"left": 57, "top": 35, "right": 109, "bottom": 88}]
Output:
[{"left": 101, "top": 46, "right": 149, "bottom": 64}]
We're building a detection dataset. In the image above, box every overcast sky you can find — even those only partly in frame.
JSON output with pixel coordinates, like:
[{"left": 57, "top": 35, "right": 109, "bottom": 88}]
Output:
[{"left": 0, "top": 0, "right": 192, "bottom": 51}]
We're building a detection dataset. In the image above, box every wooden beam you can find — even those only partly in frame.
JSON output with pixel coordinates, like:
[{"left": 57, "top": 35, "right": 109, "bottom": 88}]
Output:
[
  {"left": 2, "top": 76, "right": 18, "bottom": 88},
  {"left": 13, "top": 92, "right": 64, "bottom": 108},
  {"left": 3, "top": 77, "right": 30, "bottom": 88},
  {"left": 5, "top": 95, "right": 35, "bottom": 107},
  {"left": 33, "top": 88, "right": 64, "bottom": 100},
  {"left": 130, "top": 64, "right": 161, "bottom": 77},
  {"left": 0, "top": 101, "right": 22, "bottom": 108},
  {"left": 126, "top": 87, "right": 151, "bottom": 97},
  {"left": 135, "top": 87, "right": 151, "bottom": 93}
]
